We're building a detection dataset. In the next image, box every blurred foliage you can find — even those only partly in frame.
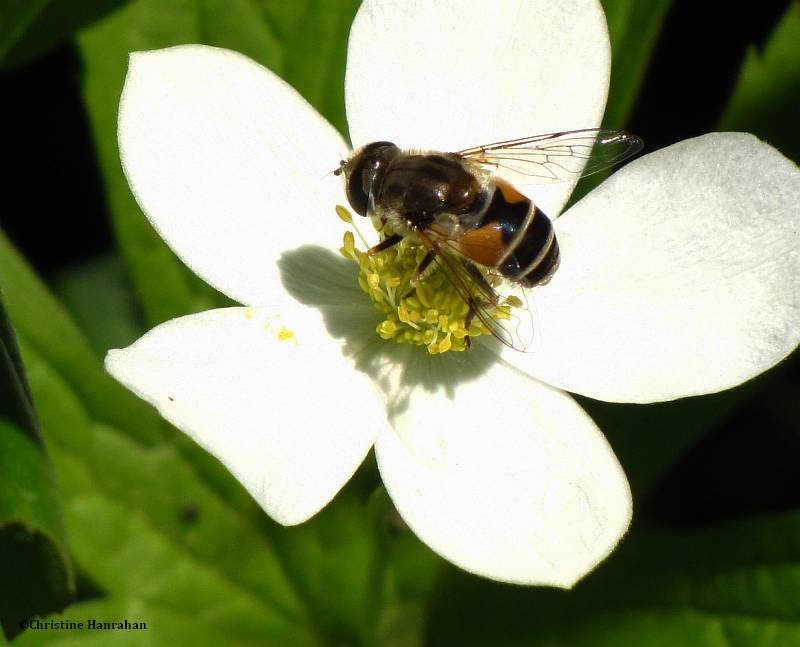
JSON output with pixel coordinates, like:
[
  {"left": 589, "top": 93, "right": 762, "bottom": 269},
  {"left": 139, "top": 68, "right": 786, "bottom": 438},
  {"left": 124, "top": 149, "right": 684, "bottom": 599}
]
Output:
[
  {"left": 0, "top": 0, "right": 126, "bottom": 69},
  {"left": 427, "top": 511, "right": 800, "bottom": 645},
  {"left": 0, "top": 232, "right": 163, "bottom": 447},
  {"left": 571, "top": 0, "right": 672, "bottom": 204},
  {"left": 1, "top": 0, "right": 799, "bottom": 645},
  {"left": 578, "top": 382, "right": 758, "bottom": 503},
  {"left": 601, "top": 0, "right": 673, "bottom": 129},
  {"left": 0, "top": 295, "right": 74, "bottom": 639},
  {"left": 719, "top": 2, "right": 800, "bottom": 163},
  {"left": 52, "top": 254, "right": 143, "bottom": 358}
]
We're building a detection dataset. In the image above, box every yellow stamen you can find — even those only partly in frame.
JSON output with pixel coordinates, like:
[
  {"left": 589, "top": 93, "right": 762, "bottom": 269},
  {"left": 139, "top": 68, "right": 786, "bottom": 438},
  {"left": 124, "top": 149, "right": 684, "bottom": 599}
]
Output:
[
  {"left": 335, "top": 204, "right": 353, "bottom": 223},
  {"left": 335, "top": 205, "right": 525, "bottom": 354}
]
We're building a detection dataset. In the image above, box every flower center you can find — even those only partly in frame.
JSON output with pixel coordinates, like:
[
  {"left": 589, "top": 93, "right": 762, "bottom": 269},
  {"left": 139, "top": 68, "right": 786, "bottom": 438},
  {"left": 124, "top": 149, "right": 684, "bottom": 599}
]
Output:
[{"left": 336, "top": 205, "right": 517, "bottom": 354}]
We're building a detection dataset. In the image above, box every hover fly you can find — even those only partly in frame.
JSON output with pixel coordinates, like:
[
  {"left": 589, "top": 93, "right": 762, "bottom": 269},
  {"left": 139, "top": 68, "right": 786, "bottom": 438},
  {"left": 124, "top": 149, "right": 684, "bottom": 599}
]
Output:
[{"left": 335, "top": 128, "right": 643, "bottom": 350}]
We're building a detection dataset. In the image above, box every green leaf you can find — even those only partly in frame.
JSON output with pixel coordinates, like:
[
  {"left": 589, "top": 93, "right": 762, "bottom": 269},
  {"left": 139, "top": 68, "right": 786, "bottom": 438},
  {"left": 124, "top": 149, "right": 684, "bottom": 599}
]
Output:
[
  {"left": 0, "top": 0, "right": 50, "bottom": 63},
  {"left": 0, "top": 294, "right": 36, "bottom": 438},
  {"left": 374, "top": 485, "right": 443, "bottom": 647},
  {"left": 0, "top": 230, "right": 162, "bottom": 447},
  {"left": 0, "top": 523, "right": 73, "bottom": 641},
  {"left": 570, "top": 0, "right": 672, "bottom": 203},
  {"left": 257, "top": 0, "right": 361, "bottom": 137},
  {"left": 76, "top": 0, "right": 359, "bottom": 328},
  {"left": 427, "top": 511, "right": 800, "bottom": 646},
  {"left": 271, "top": 479, "right": 387, "bottom": 646},
  {"left": 719, "top": 3, "right": 800, "bottom": 163},
  {"left": 51, "top": 254, "right": 144, "bottom": 359},
  {"left": 0, "top": 296, "right": 74, "bottom": 639},
  {"left": 0, "top": 0, "right": 127, "bottom": 68},
  {"left": 600, "top": 0, "right": 673, "bottom": 129}
]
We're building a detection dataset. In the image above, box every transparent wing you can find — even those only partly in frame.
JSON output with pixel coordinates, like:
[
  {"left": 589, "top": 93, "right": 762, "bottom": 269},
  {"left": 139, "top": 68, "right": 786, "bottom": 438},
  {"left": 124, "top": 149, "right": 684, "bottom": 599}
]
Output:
[
  {"left": 415, "top": 230, "right": 536, "bottom": 352},
  {"left": 457, "top": 128, "right": 643, "bottom": 184}
]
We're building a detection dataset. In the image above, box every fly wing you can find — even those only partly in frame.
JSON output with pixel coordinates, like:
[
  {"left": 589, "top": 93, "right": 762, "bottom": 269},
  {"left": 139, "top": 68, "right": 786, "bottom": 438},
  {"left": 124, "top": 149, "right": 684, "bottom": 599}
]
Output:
[
  {"left": 416, "top": 230, "right": 536, "bottom": 352},
  {"left": 457, "top": 128, "right": 643, "bottom": 184}
]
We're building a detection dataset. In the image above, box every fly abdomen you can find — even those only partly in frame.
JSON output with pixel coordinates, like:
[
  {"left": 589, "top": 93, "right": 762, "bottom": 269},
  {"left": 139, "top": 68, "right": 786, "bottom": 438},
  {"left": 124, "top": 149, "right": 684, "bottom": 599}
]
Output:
[
  {"left": 457, "top": 179, "right": 560, "bottom": 287},
  {"left": 501, "top": 202, "right": 560, "bottom": 287}
]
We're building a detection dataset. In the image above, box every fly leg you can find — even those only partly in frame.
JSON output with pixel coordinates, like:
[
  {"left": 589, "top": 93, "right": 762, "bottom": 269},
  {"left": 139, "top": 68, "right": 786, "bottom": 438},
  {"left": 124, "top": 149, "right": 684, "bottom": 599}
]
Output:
[
  {"left": 411, "top": 250, "right": 436, "bottom": 284},
  {"left": 460, "top": 259, "right": 502, "bottom": 348},
  {"left": 463, "top": 298, "right": 477, "bottom": 348},
  {"left": 460, "top": 258, "right": 500, "bottom": 306},
  {"left": 463, "top": 294, "right": 497, "bottom": 349},
  {"left": 367, "top": 232, "right": 402, "bottom": 256},
  {"left": 394, "top": 249, "right": 437, "bottom": 301}
]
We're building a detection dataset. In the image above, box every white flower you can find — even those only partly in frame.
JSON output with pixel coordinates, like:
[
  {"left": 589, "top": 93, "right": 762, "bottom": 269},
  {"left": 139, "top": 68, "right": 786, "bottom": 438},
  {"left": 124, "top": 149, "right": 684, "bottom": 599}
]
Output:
[{"left": 105, "top": 0, "right": 800, "bottom": 587}]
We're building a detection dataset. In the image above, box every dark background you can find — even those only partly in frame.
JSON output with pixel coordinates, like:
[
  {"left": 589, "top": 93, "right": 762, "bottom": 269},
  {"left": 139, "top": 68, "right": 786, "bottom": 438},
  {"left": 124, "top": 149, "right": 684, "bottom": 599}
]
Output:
[{"left": 3, "top": 0, "right": 799, "bottom": 528}]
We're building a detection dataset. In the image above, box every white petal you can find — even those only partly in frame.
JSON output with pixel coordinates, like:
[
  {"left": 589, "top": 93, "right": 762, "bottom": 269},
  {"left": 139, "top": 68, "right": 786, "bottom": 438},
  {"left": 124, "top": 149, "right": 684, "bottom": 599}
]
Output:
[
  {"left": 505, "top": 133, "right": 800, "bottom": 403},
  {"left": 105, "top": 304, "right": 386, "bottom": 525},
  {"left": 119, "top": 45, "right": 350, "bottom": 306},
  {"left": 345, "top": 0, "right": 610, "bottom": 216},
  {"left": 373, "top": 346, "right": 631, "bottom": 587}
]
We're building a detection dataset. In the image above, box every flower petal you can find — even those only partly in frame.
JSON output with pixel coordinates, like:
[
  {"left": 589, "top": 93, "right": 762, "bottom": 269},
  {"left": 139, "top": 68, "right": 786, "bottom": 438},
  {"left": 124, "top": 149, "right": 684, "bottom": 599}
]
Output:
[
  {"left": 505, "top": 133, "right": 800, "bottom": 403},
  {"left": 345, "top": 0, "right": 611, "bottom": 216},
  {"left": 373, "top": 346, "right": 631, "bottom": 587},
  {"left": 105, "top": 304, "right": 386, "bottom": 525},
  {"left": 119, "top": 45, "right": 350, "bottom": 306}
]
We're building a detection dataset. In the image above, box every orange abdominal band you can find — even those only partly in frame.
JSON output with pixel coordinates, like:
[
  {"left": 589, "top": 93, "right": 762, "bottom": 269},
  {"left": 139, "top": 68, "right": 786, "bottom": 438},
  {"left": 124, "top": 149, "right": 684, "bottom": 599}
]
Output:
[{"left": 457, "top": 223, "right": 506, "bottom": 267}]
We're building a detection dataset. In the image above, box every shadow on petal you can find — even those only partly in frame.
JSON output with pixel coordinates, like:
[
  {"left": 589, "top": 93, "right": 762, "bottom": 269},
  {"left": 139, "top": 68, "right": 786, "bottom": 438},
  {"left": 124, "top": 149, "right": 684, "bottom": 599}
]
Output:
[{"left": 278, "top": 245, "right": 499, "bottom": 420}]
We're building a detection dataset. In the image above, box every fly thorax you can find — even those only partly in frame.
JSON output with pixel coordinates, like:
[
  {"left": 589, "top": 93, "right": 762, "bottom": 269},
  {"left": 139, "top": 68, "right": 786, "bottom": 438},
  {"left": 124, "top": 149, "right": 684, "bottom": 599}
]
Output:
[{"left": 380, "top": 153, "right": 480, "bottom": 216}]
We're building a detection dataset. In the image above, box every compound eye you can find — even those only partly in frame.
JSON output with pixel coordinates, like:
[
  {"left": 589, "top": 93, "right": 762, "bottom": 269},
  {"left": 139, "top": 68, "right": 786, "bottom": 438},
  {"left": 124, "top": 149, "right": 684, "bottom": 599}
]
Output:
[
  {"left": 344, "top": 142, "right": 398, "bottom": 217},
  {"left": 345, "top": 157, "right": 371, "bottom": 216}
]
